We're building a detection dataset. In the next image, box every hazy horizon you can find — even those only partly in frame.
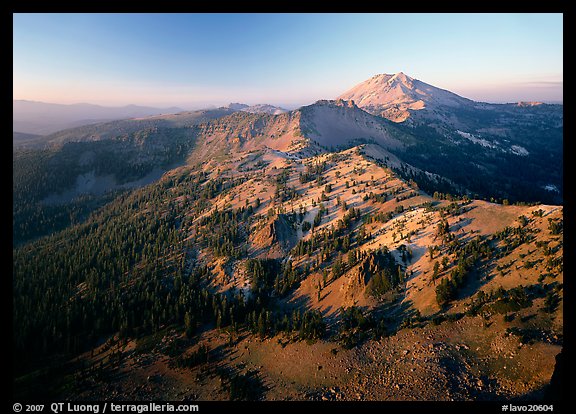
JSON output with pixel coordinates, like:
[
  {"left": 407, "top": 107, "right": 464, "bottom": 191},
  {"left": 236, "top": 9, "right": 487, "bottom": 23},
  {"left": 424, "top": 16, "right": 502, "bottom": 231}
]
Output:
[
  {"left": 14, "top": 13, "right": 563, "bottom": 107},
  {"left": 12, "top": 96, "right": 564, "bottom": 112}
]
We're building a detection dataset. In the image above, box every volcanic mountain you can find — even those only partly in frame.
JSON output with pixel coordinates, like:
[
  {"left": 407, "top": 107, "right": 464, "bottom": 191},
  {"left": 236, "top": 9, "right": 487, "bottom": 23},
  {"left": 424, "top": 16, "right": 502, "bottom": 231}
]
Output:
[
  {"left": 336, "top": 72, "right": 562, "bottom": 204},
  {"left": 338, "top": 72, "right": 473, "bottom": 122}
]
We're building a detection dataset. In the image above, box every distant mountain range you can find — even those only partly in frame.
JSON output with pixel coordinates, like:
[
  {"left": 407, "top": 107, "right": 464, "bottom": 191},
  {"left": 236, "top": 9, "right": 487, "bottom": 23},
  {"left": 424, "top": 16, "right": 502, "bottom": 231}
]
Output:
[
  {"left": 12, "top": 100, "right": 290, "bottom": 136},
  {"left": 13, "top": 100, "right": 185, "bottom": 135}
]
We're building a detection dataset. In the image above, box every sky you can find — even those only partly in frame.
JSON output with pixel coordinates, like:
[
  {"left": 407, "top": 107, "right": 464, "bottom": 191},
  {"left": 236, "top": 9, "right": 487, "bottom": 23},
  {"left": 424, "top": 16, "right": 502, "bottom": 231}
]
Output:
[{"left": 13, "top": 13, "right": 563, "bottom": 109}]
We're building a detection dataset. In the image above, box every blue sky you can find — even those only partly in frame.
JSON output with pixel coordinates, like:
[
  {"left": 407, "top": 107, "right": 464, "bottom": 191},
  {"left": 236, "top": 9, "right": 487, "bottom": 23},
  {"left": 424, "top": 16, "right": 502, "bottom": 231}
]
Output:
[{"left": 13, "top": 13, "right": 563, "bottom": 108}]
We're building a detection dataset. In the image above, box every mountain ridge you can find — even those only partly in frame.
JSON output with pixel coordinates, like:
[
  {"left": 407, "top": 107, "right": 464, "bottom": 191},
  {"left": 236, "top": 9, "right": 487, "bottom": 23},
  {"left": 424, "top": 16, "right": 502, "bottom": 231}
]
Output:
[
  {"left": 12, "top": 89, "right": 562, "bottom": 247},
  {"left": 13, "top": 100, "right": 185, "bottom": 135},
  {"left": 337, "top": 72, "right": 563, "bottom": 125}
]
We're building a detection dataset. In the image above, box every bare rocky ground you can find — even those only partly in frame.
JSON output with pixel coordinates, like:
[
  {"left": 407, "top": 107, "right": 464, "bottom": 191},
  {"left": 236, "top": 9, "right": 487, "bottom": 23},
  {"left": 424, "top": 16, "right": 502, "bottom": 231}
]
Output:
[{"left": 68, "top": 305, "right": 560, "bottom": 402}]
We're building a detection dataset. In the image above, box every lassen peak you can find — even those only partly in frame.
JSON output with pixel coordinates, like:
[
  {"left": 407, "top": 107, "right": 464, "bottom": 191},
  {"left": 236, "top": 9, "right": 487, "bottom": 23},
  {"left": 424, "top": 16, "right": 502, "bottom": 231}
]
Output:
[{"left": 338, "top": 71, "right": 471, "bottom": 122}]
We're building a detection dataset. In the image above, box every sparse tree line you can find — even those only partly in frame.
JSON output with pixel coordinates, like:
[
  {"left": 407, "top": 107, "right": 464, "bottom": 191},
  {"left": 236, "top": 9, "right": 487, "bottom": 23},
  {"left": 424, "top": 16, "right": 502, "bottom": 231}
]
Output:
[
  {"left": 292, "top": 207, "right": 361, "bottom": 260},
  {"left": 337, "top": 305, "right": 388, "bottom": 349},
  {"left": 299, "top": 161, "right": 328, "bottom": 184},
  {"left": 13, "top": 137, "right": 564, "bottom": 394},
  {"left": 434, "top": 236, "right": 493, "bottom": 307}
]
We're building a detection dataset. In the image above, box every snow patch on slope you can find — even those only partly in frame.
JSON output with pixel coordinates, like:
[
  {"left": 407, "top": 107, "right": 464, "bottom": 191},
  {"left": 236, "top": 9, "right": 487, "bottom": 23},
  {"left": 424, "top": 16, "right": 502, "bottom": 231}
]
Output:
[
  {"left": 456, "top": 131, "right": 530, "bottom": 157},
  {"left": 543, "top": 184, "right": 559, "bottom": 193},
  {"left": 456, "top": 130, "right": 498, "bottom": 149},
  {"left": 510, "top": 145, "right": 529, "bottom": 156},
  {"left": 242, "top": 104, "right": 288, "bottom": 115}
]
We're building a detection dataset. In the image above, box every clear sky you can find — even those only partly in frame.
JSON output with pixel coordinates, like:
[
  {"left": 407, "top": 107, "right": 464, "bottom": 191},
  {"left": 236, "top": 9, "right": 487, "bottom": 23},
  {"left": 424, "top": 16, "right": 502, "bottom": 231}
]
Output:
[{"left": 13, "top": 13, "right": 563, "bottom": 109}]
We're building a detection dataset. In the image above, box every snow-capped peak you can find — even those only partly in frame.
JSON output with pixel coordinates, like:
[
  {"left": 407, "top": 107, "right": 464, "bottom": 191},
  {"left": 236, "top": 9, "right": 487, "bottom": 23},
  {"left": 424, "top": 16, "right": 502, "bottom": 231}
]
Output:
[
  {"left": 389, "top": 71, "right": 408, "bottom": 82},
  {"left": 337, "top": 71, "right": 472, "bottom": 122}
]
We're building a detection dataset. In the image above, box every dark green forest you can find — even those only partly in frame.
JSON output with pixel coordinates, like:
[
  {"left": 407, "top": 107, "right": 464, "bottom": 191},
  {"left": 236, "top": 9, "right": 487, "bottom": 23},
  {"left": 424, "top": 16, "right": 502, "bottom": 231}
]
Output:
[
  {"left": 13, "top": 165, "right": 332, "bottom": 382},
  {"left": 393, "top": 122, "right": 563, "bottom": 205},
  {"left": 13, "top": 127, "right": 194, "bottom": 245}
]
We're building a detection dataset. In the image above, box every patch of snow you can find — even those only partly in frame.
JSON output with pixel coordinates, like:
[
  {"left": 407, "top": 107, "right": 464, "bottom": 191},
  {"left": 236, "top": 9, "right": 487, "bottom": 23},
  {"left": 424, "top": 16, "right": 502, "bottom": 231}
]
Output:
[
  {"left": 239, "top": 283, "right": 253, "bottom": 301},
  {"left": 268, "top": 148, "right": 301, "bottom": 160},
  {"left": 456, "top": 130, "right": 474, "bottom": 139},
  {"left": 456, "top": 130, "right": 498, "bottom": 149},
  {"left": 241, "top": 104, "right": 288, "bottom": 115},
  {"left": 510, "top": 145, "right": 529, "bottom": 156},
  {"left": 543, "top": 184, "right": 559, "bottom": 193}
]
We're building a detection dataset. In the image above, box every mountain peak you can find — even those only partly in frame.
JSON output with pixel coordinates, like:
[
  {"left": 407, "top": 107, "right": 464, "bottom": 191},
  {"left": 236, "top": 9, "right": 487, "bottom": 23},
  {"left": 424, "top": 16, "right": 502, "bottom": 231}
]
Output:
[
  {"left": 225, "top": 102, "right": 249, "bottom": 110},
  {"left": 223, "top": 102, "right": 287, "bottom": 115},
  {"left": 390, "top": 71, "right": 410, "bottom": 82},
  {"left": 242, "top": 104, "right": 288, "bottom": 115},
  {"left": 368, "top": 72, "right": 411, "bottom": 83},
  {"left": 338, "top": 71, "right": 471, "bottom": 122}
]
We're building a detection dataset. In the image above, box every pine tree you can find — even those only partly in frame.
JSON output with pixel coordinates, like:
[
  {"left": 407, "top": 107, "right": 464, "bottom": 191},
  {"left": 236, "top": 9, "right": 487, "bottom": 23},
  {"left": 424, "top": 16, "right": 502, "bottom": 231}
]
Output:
[
  {"left": 432, "top": 261, "right": 440, "bottom": 285},
  {"left": 257, "top": 312, "right": 266, "bottom": 338},
  {"left": 184, "top": 311, "right": 194, "bottom": 338}
]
